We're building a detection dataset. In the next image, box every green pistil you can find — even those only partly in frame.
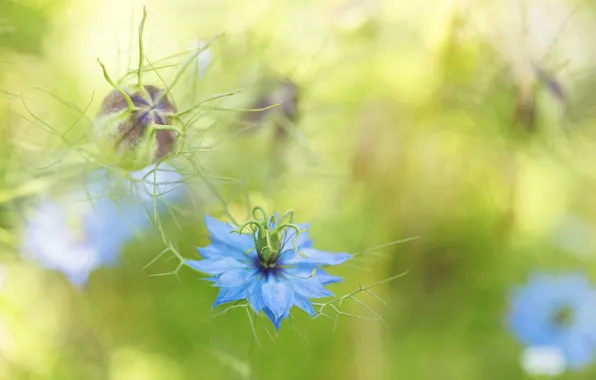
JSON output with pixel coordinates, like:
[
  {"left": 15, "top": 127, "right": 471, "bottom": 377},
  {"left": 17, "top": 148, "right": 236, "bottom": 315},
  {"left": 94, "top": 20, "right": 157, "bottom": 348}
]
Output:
[{"left": 233, "top": 206, "right": 301, "bottom": 265}]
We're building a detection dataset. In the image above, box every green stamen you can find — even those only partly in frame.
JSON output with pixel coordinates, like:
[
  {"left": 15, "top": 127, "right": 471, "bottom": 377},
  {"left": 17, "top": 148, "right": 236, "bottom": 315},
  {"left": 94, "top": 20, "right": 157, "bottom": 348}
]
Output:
[{"left": 232, "top": 206, "right": 304, "bottom": 264}]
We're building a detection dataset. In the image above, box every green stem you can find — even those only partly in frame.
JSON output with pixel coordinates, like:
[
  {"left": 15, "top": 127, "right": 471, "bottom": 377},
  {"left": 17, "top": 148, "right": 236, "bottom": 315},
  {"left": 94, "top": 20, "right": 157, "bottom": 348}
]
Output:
[
  {"left": 137, "top": 6, "right": 148, "bottom": 90},
  {"left": 150, "top": 124, "right": 185, "bottom": 134},
  {"left": 252, "top": 206, "right": 268, "bottom": 222},
  {"left": 97, "top": 58, "right": 137, "bottom": 111},
  {"left": 175, "top": 90, "right": 243, "bottom": 117},
  {"left": 167, "top": 32, "right": 224, "bottom": 92}
]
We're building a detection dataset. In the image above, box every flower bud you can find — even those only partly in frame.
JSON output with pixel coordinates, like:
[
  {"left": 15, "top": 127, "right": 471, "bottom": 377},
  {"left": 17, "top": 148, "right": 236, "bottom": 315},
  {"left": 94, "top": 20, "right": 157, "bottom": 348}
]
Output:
[
  {"left": 242, "top": 78, "right": 299, "bottom": 136},
  {"left": 95, "top": 85, "right": 178, "bottom": 168}
]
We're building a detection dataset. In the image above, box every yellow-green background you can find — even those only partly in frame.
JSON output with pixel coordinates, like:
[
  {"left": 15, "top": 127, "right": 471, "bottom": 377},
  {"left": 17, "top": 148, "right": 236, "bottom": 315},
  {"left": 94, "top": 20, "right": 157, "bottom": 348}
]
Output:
[{"left": 2, "top": 0, "right": 596, "bottom": 379}]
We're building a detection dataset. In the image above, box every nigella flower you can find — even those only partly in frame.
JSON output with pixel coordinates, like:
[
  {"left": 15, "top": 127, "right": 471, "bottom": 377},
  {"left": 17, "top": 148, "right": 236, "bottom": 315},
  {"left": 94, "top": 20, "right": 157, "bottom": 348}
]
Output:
[
  {"left": 508, "top": 272, "right": 596, "bottom": 371},
  {"left": 21, "top": 162, "right": 185, "bottom": 287},
  {"left": 186, "top": 207, "right": 351, "bottom": 330}
]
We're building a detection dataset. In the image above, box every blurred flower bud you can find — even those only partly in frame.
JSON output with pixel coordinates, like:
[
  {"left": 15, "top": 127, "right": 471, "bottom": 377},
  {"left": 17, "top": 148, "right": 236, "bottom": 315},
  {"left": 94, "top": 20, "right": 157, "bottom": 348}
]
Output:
[
  {"left": 237, "top": 78, "right": 300, "bottom": 177},
  {"left": 535, "top": 65, "right": 566, "bottom": 104},
  {"left": 95, "top": 85, "right": 178, "bottom": 168},
  {"left": 514, "top": 80, "right": 536, "bottom": 133},
  {"left": 513, "top": 65, "right": 568, "bottom": 134},
  {"left": 351, "top": 98, "right": 405, "bottom": 182},
  {"left": 242, "top": 78, "right": 299, "bottom": 136}
]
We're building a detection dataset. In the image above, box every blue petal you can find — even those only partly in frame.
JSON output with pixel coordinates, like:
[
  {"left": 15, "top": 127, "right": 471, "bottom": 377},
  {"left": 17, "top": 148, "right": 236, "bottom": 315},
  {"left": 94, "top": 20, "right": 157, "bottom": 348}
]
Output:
[
  {"left": 85, "top": 198, "right": 142, "bottom": 266},
  {"left": 293, "top": 293, "right": 317, "bottom": 317},
  {"left": 204, "top": 216, "right": 254, "bottom": 251},
  {"left": 508, "top": 286, "right": 556, "bottom": 345},
  {"left": 562, "top": 335, "right": 595, "bottom": 369},
  {"left": 315, "top": 269, "right": 343, "bottom": 285},
  {"left": 65, "top": 270, "right": 92, "bottom": 289},
  {"left": 248, "top": 278, "right": 266, "bottom": 313},
  {"left": 23, "top": 193, "right": 115, "bottom": 285},
  {"left": 263, "top": 307, "right": 283, "bottom": 331},
  {"left": 290, "top": 278, "right": 333, "bottom": 299},
  {"left": 261, "top": 278, "right": 294, "bottom": 319},
  {"left": 574, "top": 290, "right": 596, "bottom": 343},
  {"left": 284, "top": 265, "right": 343, "bottom": 285},
  {"left": 214, "top": 269, "right": 255, "bottom": 287},
  {"left": 185, "top": 258, "right": 247, "bottom": 275},
  {"left": 196, "top": 246, "right": 220, "bottom": 259},
  {"left": 200, "top": 276, "right": 218, "bottom": 283},
  {"left": 283, "top": 247, "right": 351, "bottom": 266},
  {"left": 213, "top": 286, "right": 250, "bottom": 308},
  {"left": 197, "top": 243, "right": 256, "bottom": 260}
]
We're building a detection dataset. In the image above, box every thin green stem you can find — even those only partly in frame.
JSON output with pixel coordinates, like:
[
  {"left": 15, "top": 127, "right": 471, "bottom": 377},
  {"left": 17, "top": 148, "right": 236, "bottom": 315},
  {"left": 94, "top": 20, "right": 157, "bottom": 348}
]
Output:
[
  {"left": 176, "top": 90, "right": 243, "bottom": 117},
  {"left": 97, "top": 58, "right": 137, "bottom": 111},
  {"left": 252, "top": 206, "right": 268, "bottom": 222},
  {"left": 137, "top": 6, "right": 148, "bottom": 90},
  {"left": 167, "top": 32, "right": 224, "bottom": 92}
]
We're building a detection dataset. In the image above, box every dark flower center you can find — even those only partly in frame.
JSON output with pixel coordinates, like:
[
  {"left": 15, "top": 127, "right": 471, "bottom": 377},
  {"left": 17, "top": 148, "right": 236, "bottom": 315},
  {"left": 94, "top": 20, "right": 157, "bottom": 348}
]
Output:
[
  {"left": 551, "top": 305, "right": 574, "bottom": 328},
  {"left": 236, "top": 207, "right": 301, "bottom": 279},
  {"left": 130, "top": 87, "right": 173, "bottom": 127},
  {"left": 253, "top": 255, "right": 283, "bottom": 279}
]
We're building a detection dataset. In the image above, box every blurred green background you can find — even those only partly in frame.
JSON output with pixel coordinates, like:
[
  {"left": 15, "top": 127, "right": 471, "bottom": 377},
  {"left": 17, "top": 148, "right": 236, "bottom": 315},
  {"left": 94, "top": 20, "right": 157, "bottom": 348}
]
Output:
[{"left": 2, "top": 0, "right": 596, "bottom": 379}]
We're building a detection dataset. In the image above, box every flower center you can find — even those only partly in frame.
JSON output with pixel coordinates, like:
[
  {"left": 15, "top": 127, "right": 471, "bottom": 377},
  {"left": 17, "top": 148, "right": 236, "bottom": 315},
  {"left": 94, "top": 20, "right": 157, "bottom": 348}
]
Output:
[
  {"left": 233, "top": 207, "right": 302, "bottom": 275},
  {"left": 131, "top": 88, "right": 171, "bottom": 127},
  {"left": 255, "top": 226, "right": 285, "bottom": 264},
  {"left": 253, "top": 255, "right": 282, "bottom": 278},
  {"left": 551, "top": 305, "right": 574, "bottom": 328}
]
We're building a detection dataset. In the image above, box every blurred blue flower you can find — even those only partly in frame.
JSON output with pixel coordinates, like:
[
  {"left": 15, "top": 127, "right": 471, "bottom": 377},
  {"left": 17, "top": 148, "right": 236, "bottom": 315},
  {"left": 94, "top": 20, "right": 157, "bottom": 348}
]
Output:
[
  {"left": 508, "top": 273, "right": 596, "bottom": 370},
  {"left": 127, "top": 162, "right": 187, "bottom": 207},
  {"left": 187, "top": 210, "right": 351, "bottom": 330},
  {"left": 21, "top": 162, "right": 185, "bottom": 287}
]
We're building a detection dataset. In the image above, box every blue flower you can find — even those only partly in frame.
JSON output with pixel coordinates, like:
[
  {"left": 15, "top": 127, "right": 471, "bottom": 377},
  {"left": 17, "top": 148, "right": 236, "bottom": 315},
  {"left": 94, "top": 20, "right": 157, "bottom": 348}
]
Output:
[
  {"left": 186, "top": 209, "right": 351, "bottom": 330},
  {"left": 508, "top": 272, "right": 596, "bottom": 370},
  {"left": 21, "top": 162, "right": 185, "bottom": 287}
]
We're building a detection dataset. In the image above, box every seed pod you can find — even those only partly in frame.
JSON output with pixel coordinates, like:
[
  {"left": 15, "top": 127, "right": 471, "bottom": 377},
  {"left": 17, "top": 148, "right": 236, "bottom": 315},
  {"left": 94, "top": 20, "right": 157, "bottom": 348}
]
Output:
[
  {"left": 95, "top": 85, "right": 178, "bottom": 167},
  {"left": 266, "top": 80, "right": 299, "bottom": 176},
  {"left": 242, "top": 79, "right": 299, "bottom": 135}
]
